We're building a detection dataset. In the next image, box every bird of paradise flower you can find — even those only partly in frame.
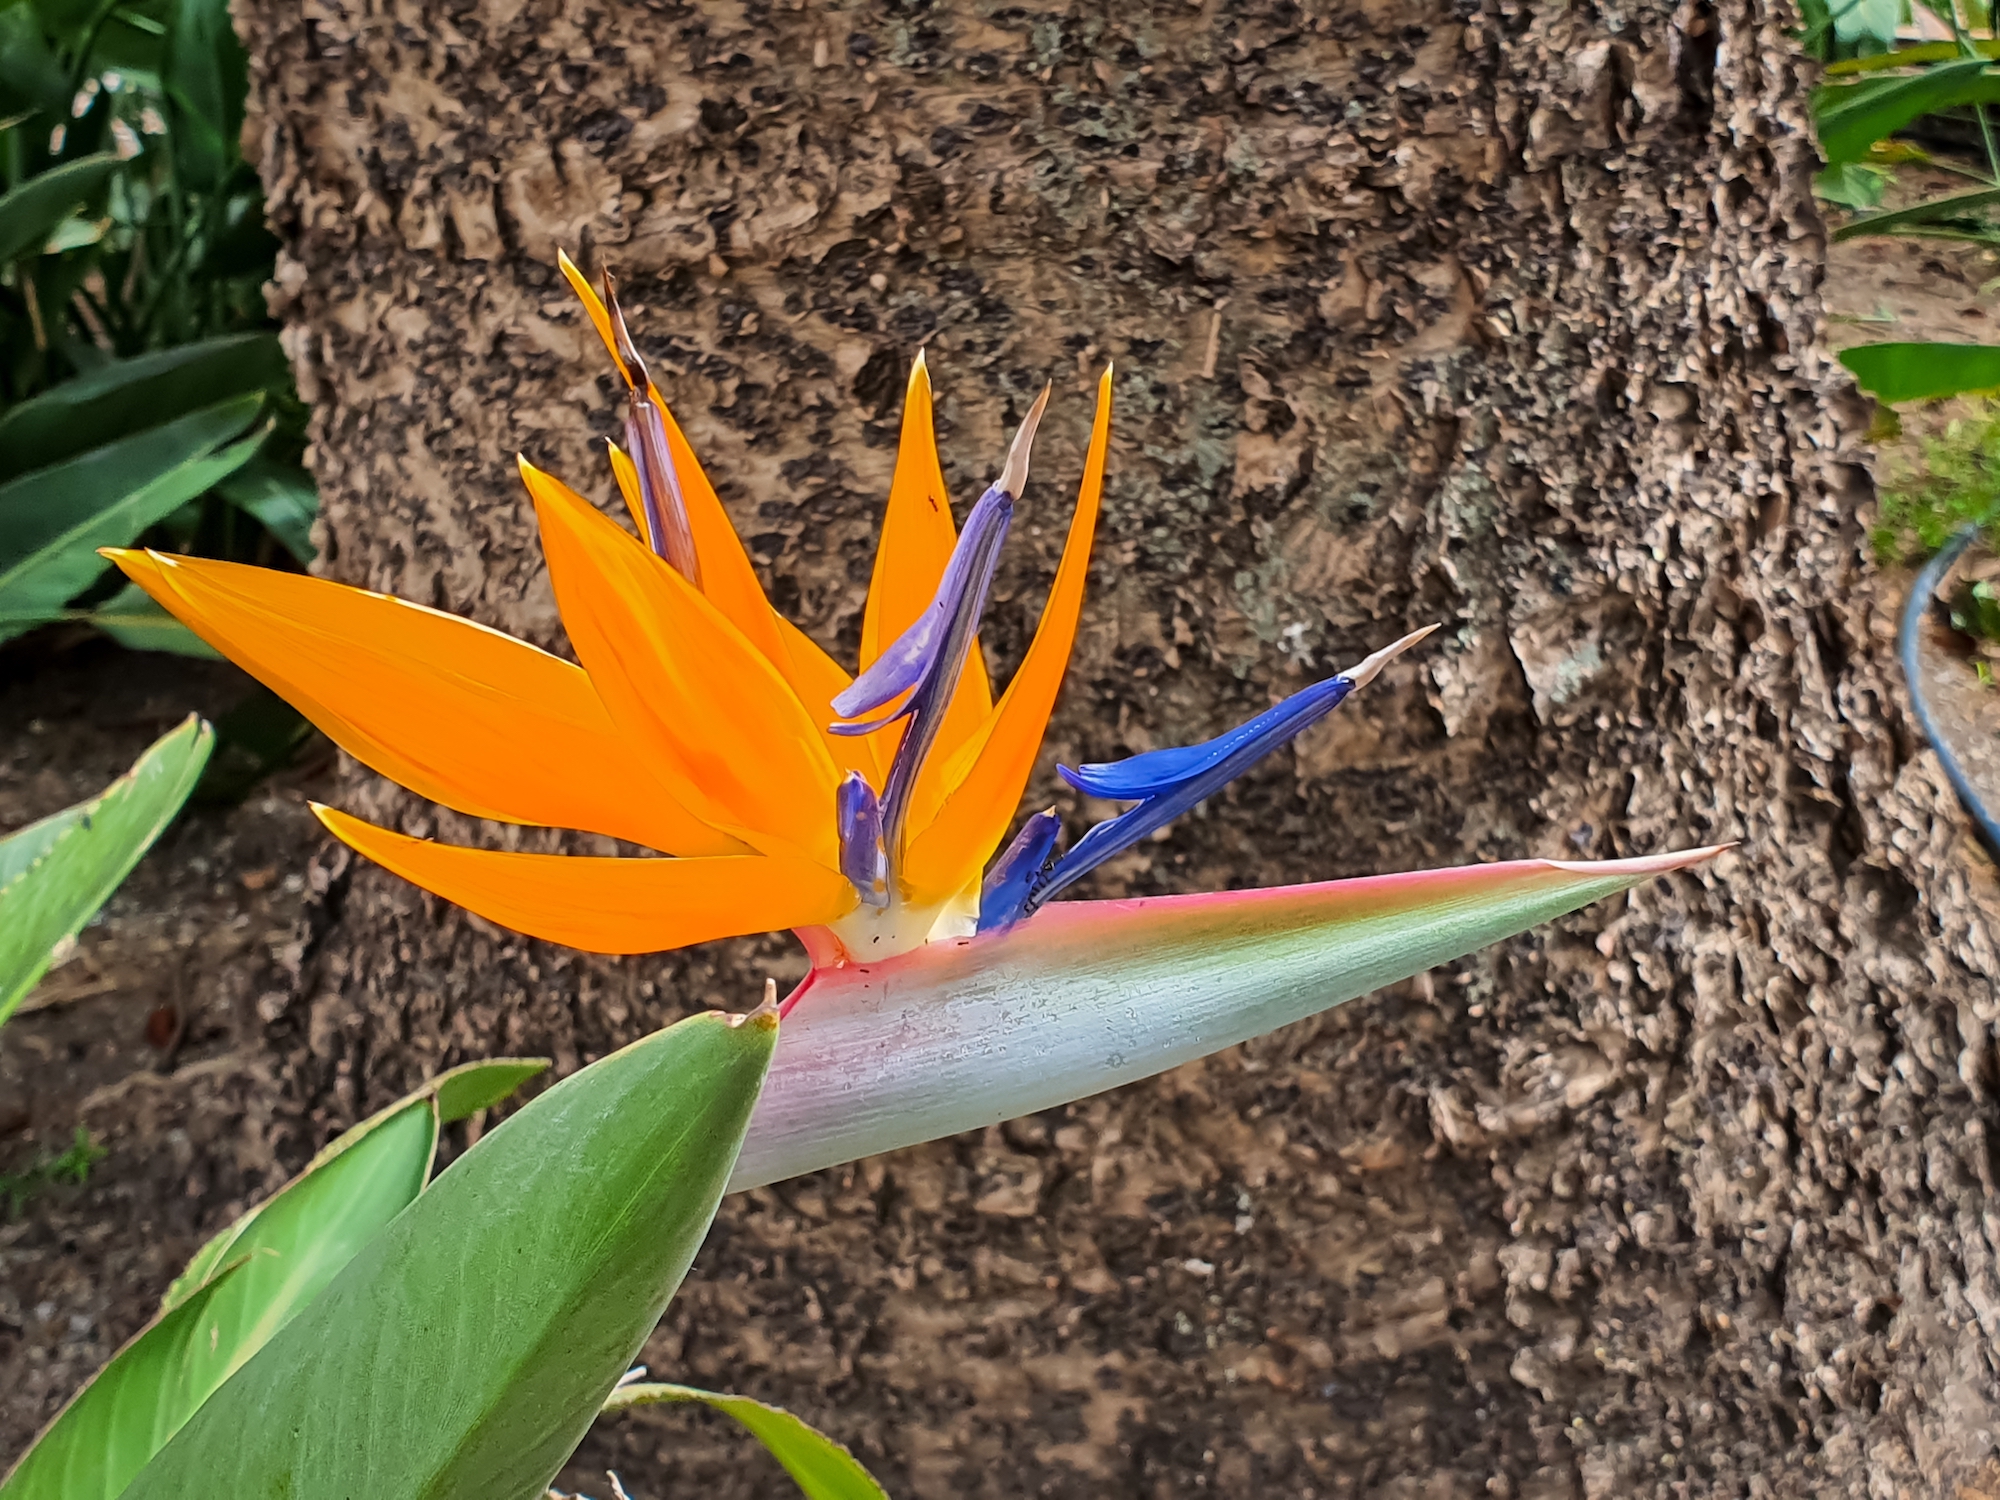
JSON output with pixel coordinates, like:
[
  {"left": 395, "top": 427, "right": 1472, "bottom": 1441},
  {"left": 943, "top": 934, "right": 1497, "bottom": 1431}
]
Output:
[{"left": 107, "top": 254, "right": 1722, "bottom": 1191}]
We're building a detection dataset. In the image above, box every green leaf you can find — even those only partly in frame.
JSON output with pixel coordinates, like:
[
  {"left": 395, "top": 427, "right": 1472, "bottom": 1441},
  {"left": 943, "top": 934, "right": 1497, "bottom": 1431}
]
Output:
[
  {"left": 1832, "top": 0, "right": 1901, "bottom": 47},
  {"left": 1827, "top": 40, "right": 2000, "bottom": 74},
  {"left": 0, "top": 714, "right": 213, "bottom": 1027},
  {"left": 189, "top": 686, "right": 316, "bottom": 805},
  {"left": 162, "top": 1058, "right": 547, "bottom": 1315},
  {"left": 0, "top": 397, "right": 264, "bottom": 640},
  {"left": 731, "top": 848, "right": 1722, "bottom": 1191},
  {"left": 125, "top": 1008, "right": 777, "bottom": 1500},
  {"left": 1841, "top": 341, "right": 2000, "bottom": 403},
  {"left": 0, "top": 1104, "right": 437, "bottom": 1500},
  {"left": 160, "top": 0, "right": 245, "bottom": 190},
  {"left": 1815, "top": 161, "right": 1890, "bottom": 210},
  {"left": 0, "top": 154, "right": 123, "bottom": 264},
  {"left": 1831, "top": 184, "right": 2000, "bottom": 240},
  {"left": 215, "top": 458, "right": 317, "bottom": 562},
  {"left": 74, "top": 581, "right": 224, "bottom": 656},
  {"left": 0, "top": 333, "right": 289, "bottom": 481},
  {"left": 0, "top": 7, "right": 69, "bottom": 117},
  {"left": 431, "top": 1057, "right": 551, "bottom": 1123},
  {"left": 1813, "top": 60, "right": 2000, "bottom": 165},
  {"left": 0, "top": 1262, "right": 253, "bottom": 1499},
  {"left": 602, "top": 1385, "right": 889, "bottom": 1500}
]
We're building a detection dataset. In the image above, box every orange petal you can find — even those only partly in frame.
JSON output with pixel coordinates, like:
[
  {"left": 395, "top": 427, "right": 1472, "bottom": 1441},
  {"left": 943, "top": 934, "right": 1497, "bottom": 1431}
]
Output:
[
  {"left": 859, "top": 352, "right": 993, "bottom": 767},
  {"left": 106, "top": 548, "right": 740, "bottom": 858},
  {"left": 318, "top": 805, "right": 854, "bottom": 954},
  {"left": 606, "top": 438, "right": 650, "bottom": 548},
  {"left": 902, "top": 367, "right": 1113, "bottom": 908},
  {"left": 771, "top": 614, "right": 889, "bottom": 783},
  {"left": 520, "top": 459, "right": 843, "bottom": 868},
  {"left": 558, "top": 251, "right": 792, "bottom": 669}
]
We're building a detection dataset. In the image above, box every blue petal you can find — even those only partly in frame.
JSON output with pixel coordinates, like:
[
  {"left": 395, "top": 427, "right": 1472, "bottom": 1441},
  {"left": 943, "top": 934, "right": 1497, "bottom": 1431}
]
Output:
[
  {"left": 1032, "top": 672, "right": 1358, "bottom": 911},
  {"left": 976, "top": 809, "right": 1063, "bottom": 932},
  {"left": 836, "top": 772, "right": 888, "bottom": 907},
  {"left": 1060, "top": 677, "right": 1355, "bottom": 800},
  {"left": 832, "top": 486, "right": 1011, "bottom": 723}
]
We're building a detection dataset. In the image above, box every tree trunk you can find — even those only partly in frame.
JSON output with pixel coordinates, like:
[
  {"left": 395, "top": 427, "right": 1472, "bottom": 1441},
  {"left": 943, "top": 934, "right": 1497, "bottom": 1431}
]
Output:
[{"left": 227, "top": 0, "right": 2000, "bottom": 1493}]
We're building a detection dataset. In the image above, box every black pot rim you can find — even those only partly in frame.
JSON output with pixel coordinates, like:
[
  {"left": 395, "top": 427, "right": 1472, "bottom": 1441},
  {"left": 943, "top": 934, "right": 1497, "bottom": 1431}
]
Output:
[{"left": 1898, "top": 522, "right": 2000, "bottom": 855}]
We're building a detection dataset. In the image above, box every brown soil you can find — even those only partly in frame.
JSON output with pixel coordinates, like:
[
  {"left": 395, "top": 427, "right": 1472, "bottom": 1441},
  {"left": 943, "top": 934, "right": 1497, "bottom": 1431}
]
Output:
[{"left": 0, "top": 644, "right": 328, "bottom": 1457}]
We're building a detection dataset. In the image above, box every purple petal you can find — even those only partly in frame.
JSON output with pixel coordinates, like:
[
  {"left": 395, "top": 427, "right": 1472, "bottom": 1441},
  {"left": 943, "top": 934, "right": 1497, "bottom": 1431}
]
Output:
[{"left": 836, "top": 772, "right": 888, "bottom": 907}]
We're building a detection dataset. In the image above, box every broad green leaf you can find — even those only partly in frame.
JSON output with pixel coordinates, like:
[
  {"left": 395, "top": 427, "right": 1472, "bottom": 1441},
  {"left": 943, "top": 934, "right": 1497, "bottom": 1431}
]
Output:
[
  {"left": 160, "top": 0, "right": 244, "bottom": 190},
  {"left": 602, "top": 1384, "right": 889, "bottom": 1500},
  {"left": 162, "top": 1057, "right": 549, "bottom": 1313},
  {"left": 731, "top": 848, "right": 1722, "bottom": 1191},
  {"left": 432, "top": 1057, "right": 551, "bottom": 1123},
  {"left": 125, "top": 1008, "right": 777, "bottom": 1500},
  {"left": 0, "top": 399, "right": 264, "bottom": 639},
  {"left": 0, "top": 154, "right": 120, "bottom": 263},
  {"left": 0, "top": 806, "right": 89, "bottom": 893},
  {"left": 0, "top": 714, "right": 213, "bottom": 1027},
  {"left": 1, "top": 1105, "right": 436, "bottom": 1500},
  {"left": 1815, "top": 161, "right": 1889, "bottom": 210},
  {"left": 1832, "top": 184, "right": 2000, "bottom": 240},
  {"left": 0, "top": 333, "right": 288, "bottom": 481},
  {"left": 0, "top": 7, "right": 69, "bottom": 116},
  {"left": 1827, "top": 40, "right": 2000, "bottom": 74},
  {"left": 1813, "top": 60, "right": 2000, "bottom": 165},
  {"left": 76, "top": 581, "right": 224, "bottom": 656},
  {"left": 0, "top": 1263, "right": 251, "bottom": 1499},
  {"left": 1831, "top": 0, "right": 1900, "bottom": 47},
  {"left": 0, "top": 590, "right": 225, "bottom": 655},
  {"left": 1841, "top": 342, "right": 2000, "bottom": 403},
  {"left": 215, "top": 459, "right": 317, "bottom": 562}
]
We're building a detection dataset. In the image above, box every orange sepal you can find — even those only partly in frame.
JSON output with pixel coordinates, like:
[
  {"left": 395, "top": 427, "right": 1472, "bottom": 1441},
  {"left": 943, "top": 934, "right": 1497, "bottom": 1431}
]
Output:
[
  {"left": 557, "top": 250, "right": 793, "bottom": 672},
  {"left": 606, "top": 438, "right": 650, "bottom": 548},
  {"left": 105, "top": 548, "right": 740, "bottom": 859},
  {"left": 317, "top": 805, "right": 854, "bottom": 955},
  {"left": 859, "top": 352, "right": 993, "bottom": 772},
  {"left": 902, "top": 367, "right": 1113, "bottom": 907},
  {"left": 520, "top": 459, "right": 843, "bottom": 868}
]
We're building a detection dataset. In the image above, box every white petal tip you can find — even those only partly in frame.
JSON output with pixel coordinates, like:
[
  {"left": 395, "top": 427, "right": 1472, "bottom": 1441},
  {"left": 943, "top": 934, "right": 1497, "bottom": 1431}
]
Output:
[
  {"left": 999, "top": 384, "right": 1053, "bottom": 498},
  {"left": 1341, "top": 624, "right": 1441, "bottom": 690},
  {"left": 1544, "top": 842, "right": 1735, "bottom": 877}
]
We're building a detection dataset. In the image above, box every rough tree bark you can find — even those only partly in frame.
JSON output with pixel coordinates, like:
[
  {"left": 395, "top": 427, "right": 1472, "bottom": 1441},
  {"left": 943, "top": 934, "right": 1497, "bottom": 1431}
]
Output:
[{"left": 218, "top": 0, "right": 2000, "bottom": 1493}]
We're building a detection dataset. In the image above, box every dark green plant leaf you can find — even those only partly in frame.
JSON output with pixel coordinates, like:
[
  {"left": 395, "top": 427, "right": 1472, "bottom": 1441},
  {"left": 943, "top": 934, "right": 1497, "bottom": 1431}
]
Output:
[
  {"left": 0, "top": 154, "right": 123, "bottom": 264},
  {"left": 432, "top": 1057, "right": 551, "bottom": 1123},
  {"left": 1813, "top": 59, "right": 2000, "bottom": 164},
  {"left": 215, "top": 458, "right": 316, "bottom": 561},
  {"left": 1841, "top": 342, "right": 2000, "bottom": 403},
  {"left": 160, "top": 0, "right": 244, "bottom": 190},
  {"left": 0, "top": 1262, "right": 251, "bottom": 1499},
  {"left": 1827, "top": 40, "right": 2000, "bottom": 74},
  {"left": 1832, "top": 184, "right": 2000, "bottom": 240},
  {"left": 602, "top": 1384, "right": 889, "bottom": 1500},
  {"left": 0, "top": 333, "right": 288, "bottom": 481},
  {"left": 190, "top": 685, "right": 318, "bottom": 804},
  {"left": 0, "top": 714, "right": 212, "bottom": 1026},
  {"left": 75, "top": 582, "right": 224, "bottom": 656},
  {"left": 0, "top": 8, "right": 70, "bottom": 118},
  {"left": 1815, "top": 161, "right": 1890, "bottom": 209},
  {"left": 0, "top": 397, "right": 264, "bottom": 639},
  {"left": 163, "top": 1058, "right": 548, "bottom": 1313},
  {"left": 125, "top": 1008, "right": 777, "bottom": 1500}
]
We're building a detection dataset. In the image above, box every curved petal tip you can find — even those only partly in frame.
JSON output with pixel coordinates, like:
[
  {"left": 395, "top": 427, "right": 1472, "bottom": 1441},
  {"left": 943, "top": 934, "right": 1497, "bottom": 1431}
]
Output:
[{"left": 1543, "top": 842, "right": 1734, "bottom": 877}]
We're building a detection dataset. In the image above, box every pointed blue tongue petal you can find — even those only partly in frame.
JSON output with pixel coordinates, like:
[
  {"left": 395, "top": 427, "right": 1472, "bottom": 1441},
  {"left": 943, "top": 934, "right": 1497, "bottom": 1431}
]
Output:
[{"left": 999, "top": 626, "right": 1439, "bottom": 922}]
